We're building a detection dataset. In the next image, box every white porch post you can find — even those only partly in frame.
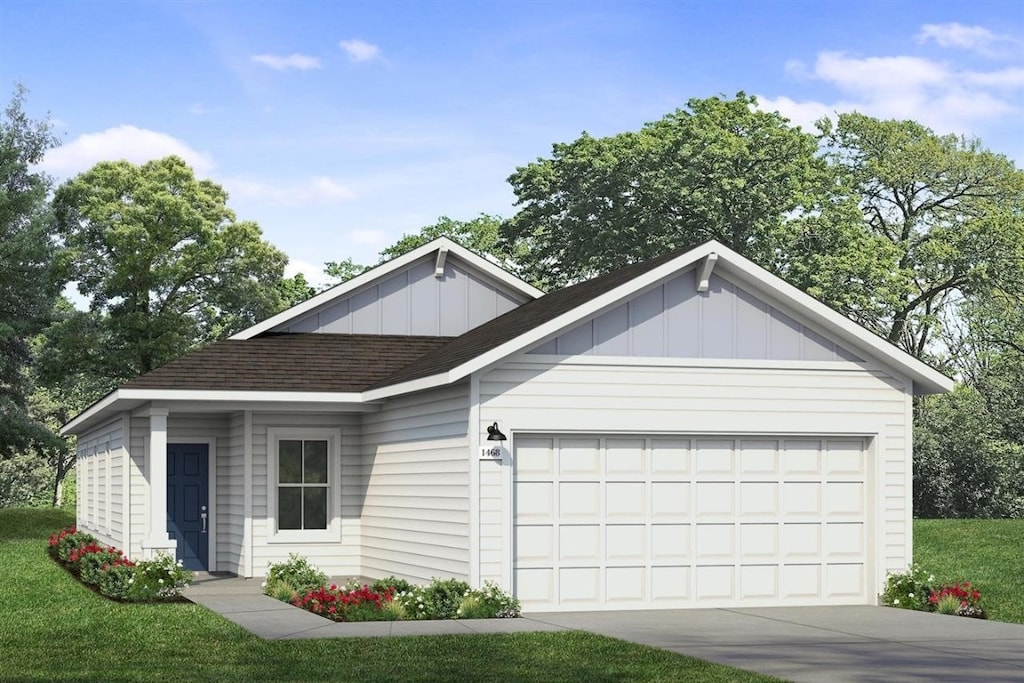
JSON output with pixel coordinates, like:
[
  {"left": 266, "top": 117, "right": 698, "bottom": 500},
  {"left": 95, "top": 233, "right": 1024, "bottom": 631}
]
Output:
[{"left": 141, "top": 408, "right": 176, "bottom": 558}]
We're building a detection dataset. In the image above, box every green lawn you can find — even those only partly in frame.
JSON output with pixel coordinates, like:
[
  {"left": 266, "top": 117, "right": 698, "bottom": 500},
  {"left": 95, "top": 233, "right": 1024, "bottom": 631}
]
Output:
[
  {"left": 0, "top": 508, "right": 776, "bottom": 683},
  {"left": 914, "top": 518, "right": 1024, "bottom": 624}
]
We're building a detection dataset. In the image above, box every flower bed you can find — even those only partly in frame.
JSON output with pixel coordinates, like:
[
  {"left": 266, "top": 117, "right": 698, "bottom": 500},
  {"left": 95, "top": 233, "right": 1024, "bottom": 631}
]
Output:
[
  {"left": 880, "top": 563, "right": 988, "bottom": 619},
  {"left": 264, "top": 554, "right": 521, "bottom": 622},
  {"left": 47, "top": 526, "right": 193, "bottom": 602}
]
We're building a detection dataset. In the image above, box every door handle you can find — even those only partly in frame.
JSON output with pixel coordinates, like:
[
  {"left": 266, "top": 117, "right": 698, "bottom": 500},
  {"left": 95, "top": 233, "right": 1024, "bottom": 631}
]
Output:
[{"left": 200, "top": 505, "right": 208, "bottom": 534}]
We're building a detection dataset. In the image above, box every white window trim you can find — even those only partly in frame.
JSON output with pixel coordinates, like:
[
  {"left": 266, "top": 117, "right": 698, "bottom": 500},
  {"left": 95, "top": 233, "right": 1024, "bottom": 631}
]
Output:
[{"left": 267, "top": 427, "right": 342, "bottom": 543}]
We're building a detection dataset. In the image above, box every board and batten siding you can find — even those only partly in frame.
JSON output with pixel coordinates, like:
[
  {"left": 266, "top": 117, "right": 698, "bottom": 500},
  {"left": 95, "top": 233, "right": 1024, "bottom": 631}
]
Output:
[
  {"left": 529, "top": 271, "right": 862, "bottom": 363},
  {"left": 75, "top": 415, "right": 127, "bottom": 550},
  {"left": 476, "top": 357, "right": 913, "bottom": 599},
  {"left": 361, "top": 382, "right": 472, "bottom": 583},
  {"left": 281, "top": 256, "right": 525, "bottom": 337},
  {"left": 249, "top": 412, "right": 363, "bottom": 577}
]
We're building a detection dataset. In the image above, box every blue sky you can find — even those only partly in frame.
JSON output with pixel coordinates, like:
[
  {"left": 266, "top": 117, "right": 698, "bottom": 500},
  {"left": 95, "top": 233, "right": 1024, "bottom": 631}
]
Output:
[{"left": 2, "top": 0, "right": 1022, "bottom": 286}]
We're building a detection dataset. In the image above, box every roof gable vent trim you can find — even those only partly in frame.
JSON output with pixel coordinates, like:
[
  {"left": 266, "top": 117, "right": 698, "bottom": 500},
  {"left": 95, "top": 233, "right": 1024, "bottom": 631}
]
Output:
[{"left": 434, "top": 246, "right": 449, "bottom": 278}]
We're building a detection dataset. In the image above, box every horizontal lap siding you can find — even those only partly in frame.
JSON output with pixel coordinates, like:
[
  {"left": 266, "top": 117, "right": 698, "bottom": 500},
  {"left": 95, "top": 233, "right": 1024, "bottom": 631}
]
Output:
[
  {"left": 362, "top": 383, "right": 471, "bottom": 582},
  {"left": 477, "top": 359, "right": 912, "bottom": 592},
  {"left": 76, "top": 416, "right": 125, "bottom": 550},
  {"left": 129, "top": 418, "right": 147, "bottom": 559},
  {"left": 219, "top": 412, "right": 245, "bottom": 575},
  {"left": 250, "top": 412, "right": 363, "bottom": 577}
]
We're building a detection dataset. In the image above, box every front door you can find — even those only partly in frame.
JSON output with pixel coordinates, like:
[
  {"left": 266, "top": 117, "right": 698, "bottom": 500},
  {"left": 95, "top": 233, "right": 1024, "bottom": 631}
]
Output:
[{"left": 167, "top": 443, "right": 209, "bottom": 571}]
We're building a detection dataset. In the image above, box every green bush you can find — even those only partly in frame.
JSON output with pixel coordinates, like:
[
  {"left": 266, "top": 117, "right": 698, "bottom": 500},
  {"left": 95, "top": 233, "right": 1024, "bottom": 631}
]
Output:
[
  {"left": 97, "top": 563, "right": 136, "bottom": 600},
  {"left": 48, "top": 527, "right": 96, "bottom": 562},
  {"left": 77, "top": 547, "right": 128, "bottom": 585},
  {"left": 127, "top": 552, "right": 193, "bottom": 601},
  {"left": 420, "top": 578, "right": 471, "bottom": 620},
  {"left": 264, "top": 554, "right": 328, "bottom": 597},
  {"left": 880, "top": 564, "right": 934, "bottom": 611},
  {"left": 371, "top": 576, "right": 415, "bottom": 595}
]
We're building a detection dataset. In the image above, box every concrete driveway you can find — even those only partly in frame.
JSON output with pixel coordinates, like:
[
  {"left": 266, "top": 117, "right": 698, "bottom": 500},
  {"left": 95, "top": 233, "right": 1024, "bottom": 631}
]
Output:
[{"left": 527, "top": 606, "right": 1024, "bottom": 683}]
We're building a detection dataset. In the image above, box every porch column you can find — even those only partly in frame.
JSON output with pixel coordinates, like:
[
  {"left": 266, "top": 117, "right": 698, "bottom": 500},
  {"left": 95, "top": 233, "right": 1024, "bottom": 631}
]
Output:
[{"left": 141, "top": 408, "right": 176, "bottom": 558}]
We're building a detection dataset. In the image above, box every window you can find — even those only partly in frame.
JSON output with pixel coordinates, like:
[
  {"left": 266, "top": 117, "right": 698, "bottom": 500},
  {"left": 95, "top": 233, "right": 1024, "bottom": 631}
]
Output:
[
  {"left": 277, "top": 439, "right": 328, "bottom": 530},
  {"left": 268, "top": 428, "right": 340, "bottom": 540}
]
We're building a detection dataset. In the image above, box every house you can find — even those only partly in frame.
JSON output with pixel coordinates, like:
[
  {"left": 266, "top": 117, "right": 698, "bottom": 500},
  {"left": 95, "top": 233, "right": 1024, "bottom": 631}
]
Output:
[{"left": 62, "top": 237, "right": 954, "bottom": 612}]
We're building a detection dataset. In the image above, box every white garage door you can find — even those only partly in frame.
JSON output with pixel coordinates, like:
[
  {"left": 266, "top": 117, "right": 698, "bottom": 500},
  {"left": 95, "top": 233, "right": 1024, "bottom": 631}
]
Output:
[{"left": 514, "top": 435, "right": 869, "bottom": 611}]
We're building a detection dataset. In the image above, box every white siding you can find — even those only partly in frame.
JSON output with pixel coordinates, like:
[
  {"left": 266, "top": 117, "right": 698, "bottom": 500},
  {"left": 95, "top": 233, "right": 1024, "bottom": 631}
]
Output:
[
  {"left": 361, "top": 383, "right": 471, "bottom": 582},
  {"left": 477, "top": 357, "right": 912, "bottom": 602},
  {"left": 249, "top": 412, "right": 363, "bottom": 578},
  {"left": 75, "top": 415, "right": 126, "bottom": 550},
  {"left": 219, "top": 412, "right": 246, "bottom": 575},
  {"left": 128, "top": 417, "right": 147, "bottom": 559}
]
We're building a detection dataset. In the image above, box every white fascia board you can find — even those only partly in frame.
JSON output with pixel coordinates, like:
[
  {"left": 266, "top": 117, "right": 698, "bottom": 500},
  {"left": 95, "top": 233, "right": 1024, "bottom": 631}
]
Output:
[
  {"left": 361, "top": 372, "right": 453, "bottom": 401},
  {"left": 711, "top": 246, "right": 955, "bottom": 395},
  {"left": 231, "top": 237, "right": 543, "bottom": 340},
  {"left": 61, "top": 388, "right": 369, "bottom": 435}
]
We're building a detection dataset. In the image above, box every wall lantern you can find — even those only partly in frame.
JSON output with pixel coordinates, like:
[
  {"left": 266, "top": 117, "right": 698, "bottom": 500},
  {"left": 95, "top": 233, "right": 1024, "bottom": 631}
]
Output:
[{"left": 486, "top": 422, "right": 507, "bottom": 441}]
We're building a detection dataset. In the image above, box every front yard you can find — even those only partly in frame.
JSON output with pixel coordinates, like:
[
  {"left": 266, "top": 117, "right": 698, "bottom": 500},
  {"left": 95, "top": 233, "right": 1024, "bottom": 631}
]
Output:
[{"left": 0, "top": 508, "right": 775, "bottom": 682}]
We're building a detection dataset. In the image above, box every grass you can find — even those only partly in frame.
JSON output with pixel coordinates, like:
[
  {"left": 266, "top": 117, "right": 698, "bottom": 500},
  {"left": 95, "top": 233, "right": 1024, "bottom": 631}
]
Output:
[
  {"left": 914, "top": 518, "right": 1024, "bottom": 624},
  {"left": 0, "top": 508, "right": 776, "bottom": 683}
]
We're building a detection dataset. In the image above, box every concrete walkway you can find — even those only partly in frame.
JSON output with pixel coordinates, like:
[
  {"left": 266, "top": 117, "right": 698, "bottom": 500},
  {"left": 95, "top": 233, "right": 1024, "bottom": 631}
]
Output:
[{"left": 185, "top": 575, "right": 1024, "bottom": 682}]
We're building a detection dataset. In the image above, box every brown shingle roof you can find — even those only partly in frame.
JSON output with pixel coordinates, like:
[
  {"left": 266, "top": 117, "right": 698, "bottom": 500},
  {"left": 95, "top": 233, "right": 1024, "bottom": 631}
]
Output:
[
  {"left": 371, "top": 245, "right": 697, "bottom": 389},
  {"left": 122, "top": 334, "right": 455, "bottom": 393}
]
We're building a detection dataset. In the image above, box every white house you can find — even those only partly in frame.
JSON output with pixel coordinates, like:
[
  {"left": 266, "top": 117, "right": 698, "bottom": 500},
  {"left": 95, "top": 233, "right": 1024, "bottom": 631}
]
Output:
[{"left": 63, "top": 237, "right": 953, "bottom": 612}]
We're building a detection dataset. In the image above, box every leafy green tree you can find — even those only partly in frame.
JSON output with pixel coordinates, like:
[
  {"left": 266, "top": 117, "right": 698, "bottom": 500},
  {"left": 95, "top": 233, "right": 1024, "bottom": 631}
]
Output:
[
  {"left": 51, "top": 155, "right": 289, "bottom": 384},
  {"left": 278, "top": 273, "right": 316, "bottom": 307},
  {"left": 322, "top": 257, "right": 369, "bottom": 287},
  {"left": 502, "top": 93, "right": 826, "bottom": 288},
  {"left": 815, "top": 113, "right": 1024, "bottom": 359},
  {"left": 0, "top": 85, "right": 64, "bottom": 458}
]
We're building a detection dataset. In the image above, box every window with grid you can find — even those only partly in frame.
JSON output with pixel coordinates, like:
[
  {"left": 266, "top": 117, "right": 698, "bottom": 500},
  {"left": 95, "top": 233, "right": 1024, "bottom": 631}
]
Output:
[{"left": 277, "top": 439, "right": 329, "bottom": 530}]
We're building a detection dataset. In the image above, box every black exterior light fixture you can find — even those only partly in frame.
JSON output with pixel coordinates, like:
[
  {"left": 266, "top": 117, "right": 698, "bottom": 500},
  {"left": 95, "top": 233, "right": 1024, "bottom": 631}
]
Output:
[{"left": 486, "top": 422, "right": 507, "bottom": 441}]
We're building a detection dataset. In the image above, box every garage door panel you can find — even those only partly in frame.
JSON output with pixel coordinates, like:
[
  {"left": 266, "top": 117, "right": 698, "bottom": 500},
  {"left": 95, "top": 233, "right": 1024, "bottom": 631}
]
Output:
[
  {"left": 651, "top": 566, "right": 690, "bottom": 600},
  {"left": 651, "top": 481, "right": 690, "bottom": 518},
  {"left": 559, "top": 567, "right": 601, "bottom": 602},
  {"left": 558, "top": 439, "right": 601, "bottom": 475},
  {"left": 739, "top": 440, "right": 778, "bottom": 475},
  {"left": 740, "top": 482, "right": 778, "bottom": 517},
  {"left": 559, "top": 482, "right": 600, "bottom": 519},
  {"left": 696, "top": 565, "right": 735, "bottom": 600},
  {"left": 606, "top": 481, "right": 645, "bottom": 519},
  {"left": 559, "top": 524, "right": 601, "bottom": 563},
  {"left": 516, "top": 482, "right": 554, "bottom": 522},
  {"left": 607, "top": 524, "right": 645, "bottom": 562},
  {"left": 651, "top": 524, "right": 690, "bottom": 561},
  {"left": 516, "top": 525, "right": 554, "bottom": 563},
  {"left": 651, "top": 439, "right": 691, "bottom": 474},
  {"left": 695, "top": 524, "right": 735, "bottom": 560},
  {"left": 782, "top": 564, "right": 822, "bottom": 599},
  {"left": 740, "top": 565, "right": 779, "bottom": 599},
  {"left": 695, "top": 440, "right": 734, "bottom": 476},
  {"left": 515, "top": 438, "right": 555, "bottom": 477},
  {"left": 514, "top": 435, "right": 868, "bottom": 611},
  {"left": 606, "top": 439, "right": 646, "bottom": 475},
  {"left": 740, "top": 523, "right": 779, "bottom": 560},
  {"left": 607, "top": 567, "right": 646, "bottom": 602},
  {"left": 696, "top": 482, "right": 735, "bottom": 517}
]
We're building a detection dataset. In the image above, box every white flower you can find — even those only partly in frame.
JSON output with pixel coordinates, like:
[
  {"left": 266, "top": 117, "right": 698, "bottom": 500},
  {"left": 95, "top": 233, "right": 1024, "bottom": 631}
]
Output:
[
  {"left": 158, "top": 579, "right": 164, "bottom": 584},
  {"left": 261, "top": 581, "right": 267, "bottom": 588},
  {"left": 894, "top": 599, "right": 900, "bottom": 605},
  {"left": 908, "top": 593, "right": 914, "bottom": 598}
]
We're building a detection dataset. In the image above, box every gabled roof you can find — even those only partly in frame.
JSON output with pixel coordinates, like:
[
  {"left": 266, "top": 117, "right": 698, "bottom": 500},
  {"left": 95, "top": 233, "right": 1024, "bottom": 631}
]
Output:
[
  {"left": 364, "top": 240, "right": 955, "bottom": 398},
  {"left": 232, "top": 237, "right": 545, "bottom": 340}
]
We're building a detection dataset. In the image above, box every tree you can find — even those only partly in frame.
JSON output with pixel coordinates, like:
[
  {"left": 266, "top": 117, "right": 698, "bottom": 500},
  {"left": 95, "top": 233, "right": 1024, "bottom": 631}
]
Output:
[
  {"left": 502, "top": 93, "right": 826, "bottom": 288},
  {"left": 0, "top": 85, "right": 63, "bottom": 458},
  {"left": 322, "top": 257, "right": 369, "bottom": 287},
  {"left": 51, "top": 155, "right": 289, "bottom": 385},
  {"left": 815, "top": 113, "right": 1024, "bottom": 359}
]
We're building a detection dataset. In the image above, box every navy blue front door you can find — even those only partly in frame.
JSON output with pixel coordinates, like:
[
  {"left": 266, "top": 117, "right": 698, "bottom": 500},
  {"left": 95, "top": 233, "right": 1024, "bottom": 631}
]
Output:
[{"left": 167, "top": 444, "right": 209, "bottom": 571}]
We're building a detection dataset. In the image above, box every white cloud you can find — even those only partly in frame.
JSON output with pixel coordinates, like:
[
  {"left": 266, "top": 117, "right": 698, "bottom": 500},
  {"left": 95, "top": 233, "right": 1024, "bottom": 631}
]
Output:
[
  {"left": 250, "top": 53, "right": 322, "bottom": 71},
  {"left": 224, "top": 176, "right": 357, "bottom": 205},
  {"left": 284, "top": 257, "right": 330, "bottom": 290},
  {"left": 41, "top": 125, "right": 214, "bottom": 176},
  {"left": 348, "top": 229, "right": 389, "bottom": 246},
  {"left": 917, "top": 23, "right": 1011, "bottom": 56},
  {"left": 764, "top": 49, "right": 1023, "bottom": 135},
  {"left": 339, "top": 39, "right": 381, "bottom": 62}
]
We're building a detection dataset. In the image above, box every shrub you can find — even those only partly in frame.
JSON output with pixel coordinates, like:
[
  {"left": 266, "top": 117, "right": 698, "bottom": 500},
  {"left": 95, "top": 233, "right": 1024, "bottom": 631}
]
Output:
[
  {"left": 264, "top": 554, "right": 328, "bottom": 598},
  {"left": 929, "top": 581, "right": 986, "bottom": 619},
  {"left": 76, "top": 546, "right": 130, "bottom": 585},
  {"left": 48, "top": 527, "right": 96, "bottom": 563},
  {"left": 880, "top": 564, "right": 934, "bottom": 611},
  {"left": 419, "top": 578, "right": 471, "bottom": 620},
  {"left": 97, "top": 562, "right": 136, "bottom": 600},
  {"left": 292, "top": 583, "right": 396, "bottom": 622},
  {"left": 371, "top": 576, "right": 415, "bottom": 595},
  {"left": 128, "top": 552, "right": 193, "bottom": 601}
]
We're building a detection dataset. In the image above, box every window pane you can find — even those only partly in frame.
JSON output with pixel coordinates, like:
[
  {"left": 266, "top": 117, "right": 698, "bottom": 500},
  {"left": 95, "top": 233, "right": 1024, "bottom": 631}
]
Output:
[
  {"left": 278, "top": 487, "right": 302, "bottom": 530},
  {"left": 304, "top": 440, "right": 328, "bottom": 484},
  {"left": 279, "top": 441, "right": 302, "bottom": 483},
  {"left": 303, "top": 487, "right": 327, "bottom": 529}
]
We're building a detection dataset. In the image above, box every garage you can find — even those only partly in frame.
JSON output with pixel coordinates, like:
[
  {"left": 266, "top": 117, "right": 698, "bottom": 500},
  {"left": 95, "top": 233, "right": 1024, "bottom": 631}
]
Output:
[{"left": 513, "top": 435, "right": 870, "bottom": 611}]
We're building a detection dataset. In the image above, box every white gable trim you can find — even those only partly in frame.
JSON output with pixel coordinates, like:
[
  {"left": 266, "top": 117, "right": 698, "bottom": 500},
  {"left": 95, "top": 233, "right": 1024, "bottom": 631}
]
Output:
[
  {"left": 366, "top": 241, "right": 953, "bottom": 399},
  {"left": 231, "top": 237, "right": 544, "bottom": 340}
]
